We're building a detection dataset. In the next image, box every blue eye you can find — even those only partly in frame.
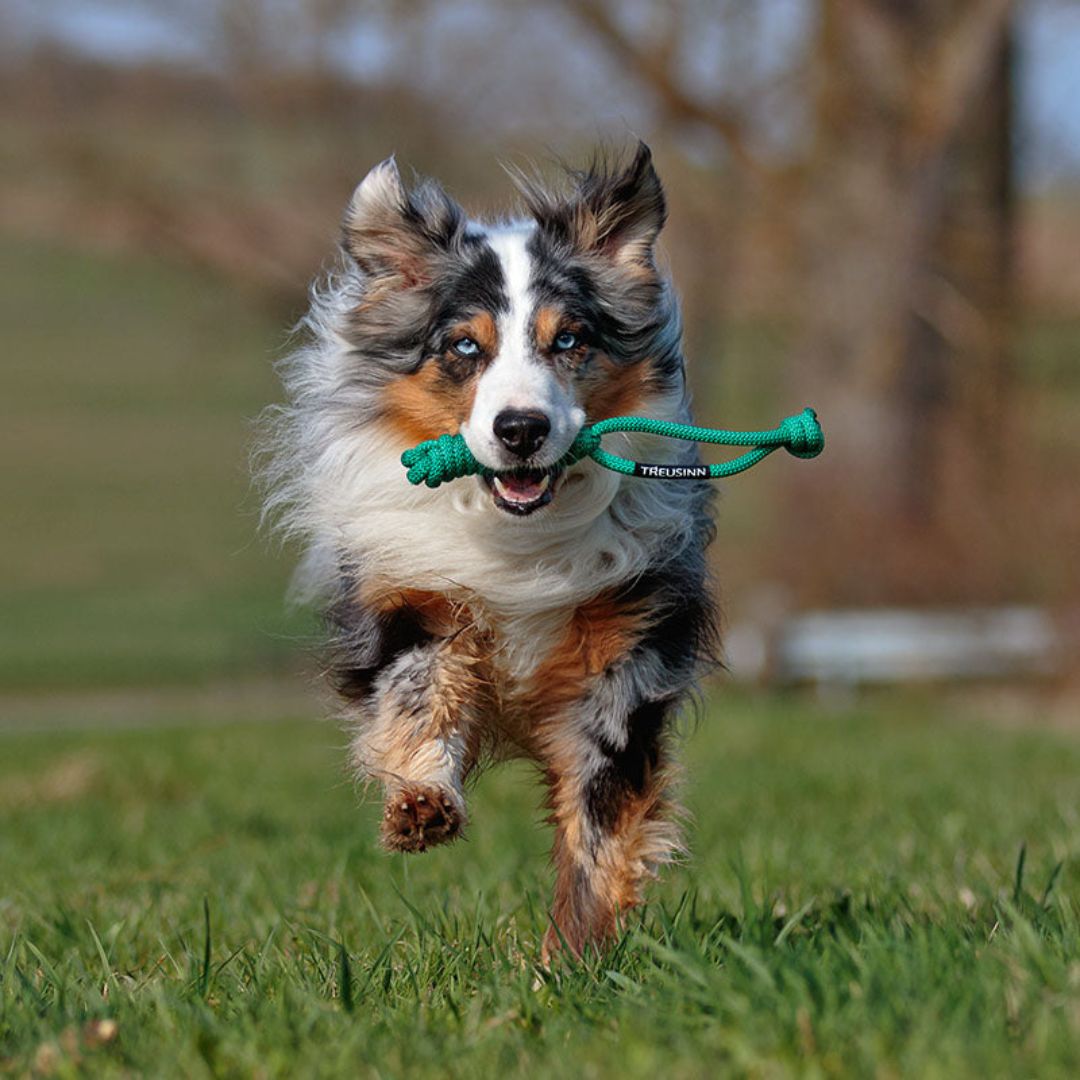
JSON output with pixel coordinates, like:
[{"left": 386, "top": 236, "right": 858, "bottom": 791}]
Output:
[
  {"left": 453, "top": 336, "right": 480, "bottom": 358},
  {"left": 553, "top": 331, "right": 578, "bottom": 351}
]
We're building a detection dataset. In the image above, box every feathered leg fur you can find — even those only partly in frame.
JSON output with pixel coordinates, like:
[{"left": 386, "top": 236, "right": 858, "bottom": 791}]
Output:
[
  {"left": 520, "top": 571, "right": 716, "bottom": 959},
  {"left": 332, "top": 585, "right": 492, "bottom": 852},
  {"left": 538, "top": 699, "right": 681, "bottom": 959}
]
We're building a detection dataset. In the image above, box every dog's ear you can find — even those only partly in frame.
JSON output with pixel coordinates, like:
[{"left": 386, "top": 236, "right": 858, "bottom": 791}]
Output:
[
  {"left": 343, "top": 158, "right": 464, "bottom": 287},
  {"left": 525, "top": 142, "right": 666, "bottom": 270}
]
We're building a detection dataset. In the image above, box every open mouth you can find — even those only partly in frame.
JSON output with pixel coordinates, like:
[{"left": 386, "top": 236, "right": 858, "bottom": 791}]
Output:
[{"left": 483, "top": 467, "right": 563, "bottom": 516}]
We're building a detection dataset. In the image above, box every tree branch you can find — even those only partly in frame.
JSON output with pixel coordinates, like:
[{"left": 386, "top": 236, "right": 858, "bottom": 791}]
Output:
[{"left": 558, "top": 0, "right": 775, "bottom": 179}]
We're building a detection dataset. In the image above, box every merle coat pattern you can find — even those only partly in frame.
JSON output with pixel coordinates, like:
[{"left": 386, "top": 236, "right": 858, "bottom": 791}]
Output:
[{"left": 263, "top": 143, "right": 719, "bottom": 957}]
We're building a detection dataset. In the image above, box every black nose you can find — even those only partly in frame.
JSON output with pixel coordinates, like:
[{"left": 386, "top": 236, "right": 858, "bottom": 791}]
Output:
[{"left": 493, "top": 409, "right": 550, "bottom": 459}]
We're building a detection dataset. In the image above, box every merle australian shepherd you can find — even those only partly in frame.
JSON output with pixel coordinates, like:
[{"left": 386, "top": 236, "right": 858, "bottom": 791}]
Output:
[{"left": 264, "top": 142, "right": 718, "bottom": 959}]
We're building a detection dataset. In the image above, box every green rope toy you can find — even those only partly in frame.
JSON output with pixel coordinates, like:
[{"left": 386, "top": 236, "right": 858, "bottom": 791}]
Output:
[{"left": 401, "top": 407, "right": 823, "bottom": 489}]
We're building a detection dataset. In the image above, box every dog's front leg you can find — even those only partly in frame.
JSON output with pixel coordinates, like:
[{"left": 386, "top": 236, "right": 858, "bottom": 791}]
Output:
[
  {"left": 352, "top": 633, "right": 488, "bottom": 853},
  {"left": 527, "top": 579, "right": 714, "bottom": 961},
  {"left": 537, "top": 692, "right": 683, "bottom": 960}
]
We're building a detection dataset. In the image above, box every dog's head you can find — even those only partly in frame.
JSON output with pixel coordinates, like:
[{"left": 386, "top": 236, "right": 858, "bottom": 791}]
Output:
[{"left": 342, "top": 143, "right": 683, "bottom": 516}]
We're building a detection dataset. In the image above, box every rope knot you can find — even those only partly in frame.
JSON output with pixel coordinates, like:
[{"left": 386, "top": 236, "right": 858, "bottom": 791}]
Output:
[
  {"left": 565, "top": 425, "right": 602, "bottom": 463},
  {"left": 779, "top": 407, "right": 825, "bottom": 459},
  {"left": 400, "top": 432, "right": 481, "bottom": 488}
]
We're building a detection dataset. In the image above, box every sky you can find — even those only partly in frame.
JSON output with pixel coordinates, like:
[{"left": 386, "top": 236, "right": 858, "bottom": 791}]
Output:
[{"left": 6, "top": 0, "right": 1080, "bottom": 189}]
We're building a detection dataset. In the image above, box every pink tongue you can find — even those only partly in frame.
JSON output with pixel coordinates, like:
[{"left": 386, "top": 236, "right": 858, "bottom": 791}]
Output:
[{"left": 500, "top": 475, "right": 544, "bottom": 500}]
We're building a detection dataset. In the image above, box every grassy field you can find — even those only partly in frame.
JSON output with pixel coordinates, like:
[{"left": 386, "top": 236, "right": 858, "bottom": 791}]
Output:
[
  {"left": 3, "top": 691, "right": 1080, "bottom": 1077},
  {"left": 3, "top": 234, "right": 1080, "bottom": 1076},
  {"left": 0, "top": 236, "right": 309, "bottom": 690}
]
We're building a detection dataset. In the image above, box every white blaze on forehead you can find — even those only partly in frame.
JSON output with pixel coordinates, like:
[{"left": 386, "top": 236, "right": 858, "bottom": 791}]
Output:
[
  {"left": 486, "top": 224, "right": 533, "bottom": 361},
  {"left": 462, "top": 222, "right": 584, "bottom": 469},
  {"left": 480, "top": 225, "right": 540, "bottom": 412}
]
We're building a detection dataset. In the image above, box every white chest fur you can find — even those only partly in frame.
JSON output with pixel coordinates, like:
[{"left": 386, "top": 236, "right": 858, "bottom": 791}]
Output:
[{"left": 303, "top": 418, "right": 698, "bottom": 625}]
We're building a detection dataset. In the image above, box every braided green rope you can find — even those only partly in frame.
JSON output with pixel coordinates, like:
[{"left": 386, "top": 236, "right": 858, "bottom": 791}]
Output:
[{"left": 401, "top": 407, "right": 824, "bottom": 489}]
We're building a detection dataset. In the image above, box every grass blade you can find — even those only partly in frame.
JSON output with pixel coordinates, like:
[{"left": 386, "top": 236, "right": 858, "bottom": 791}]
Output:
[
  {"left": 199, "top": 896, "right": 212, "bottom": 999},
  {"left": 1040, "top": 861, "right": 1064, "bottom": 908},
  {"left": 1013, "top": 842, "right": 1027, "bottom": 904},
  {"left": 339, "top": 940, "right": 354, "bottom": 1013},
  {"left": 774, "top": 898, "right": 816, "bottom": 947},
  {"left": 86, "top": 919, "right": 115, "bottom": 993}
]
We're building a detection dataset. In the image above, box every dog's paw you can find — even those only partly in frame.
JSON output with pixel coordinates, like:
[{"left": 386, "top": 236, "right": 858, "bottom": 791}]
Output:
[{"left": 381, "top": 786, "right": 463, "bottom": 853}]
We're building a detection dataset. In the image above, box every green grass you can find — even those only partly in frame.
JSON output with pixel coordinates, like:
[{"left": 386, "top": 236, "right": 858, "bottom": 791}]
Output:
[
  {"left": 0, "top": 235, "right": 310, "bottom": 689},
  {"left": 3, "top": 690, "right": 1080, "bottom": 1078}
]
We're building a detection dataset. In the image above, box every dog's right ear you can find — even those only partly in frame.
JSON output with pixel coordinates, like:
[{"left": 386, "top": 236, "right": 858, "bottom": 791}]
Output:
[{"left": 342, "top": 158, "right": 464, "bottom": 288}]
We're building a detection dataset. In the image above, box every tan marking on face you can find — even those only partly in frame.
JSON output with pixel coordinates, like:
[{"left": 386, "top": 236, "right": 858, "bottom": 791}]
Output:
[
  {"left": 380, "top": 313, "right": 499, "bottom": 445},
  {"left": 532, "top": 306, "right": 564, "bottom": 351},
  {"left": 459, "top": 311, "right": 498, "bottom": 355},
  {"left": 582, "top": 356, "right": 657, "bottom": 422},
  {"left": 381, "top": 366, "right": 475, "bottom": 445},
  {"left": 381, "top": 345, "right": 486, "bottom": 446},
  {"left": 532, "top": 305, "right": 592, "bottom": 377}
]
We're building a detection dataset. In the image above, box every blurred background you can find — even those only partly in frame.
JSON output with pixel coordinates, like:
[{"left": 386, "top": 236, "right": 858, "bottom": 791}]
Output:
[{"left": 2, "top": 0, "right": 1078, "bottom": 706}]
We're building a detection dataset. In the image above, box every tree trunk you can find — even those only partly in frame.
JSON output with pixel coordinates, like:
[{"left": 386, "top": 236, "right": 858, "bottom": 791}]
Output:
[{"left": 788, "top": 0, "right": 1015, "bottom": 603}]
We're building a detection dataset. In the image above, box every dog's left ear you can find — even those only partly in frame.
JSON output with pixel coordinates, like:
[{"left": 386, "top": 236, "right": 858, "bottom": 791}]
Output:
[{"left": 526, "top": 142, "right": 666, "bottom": 270}]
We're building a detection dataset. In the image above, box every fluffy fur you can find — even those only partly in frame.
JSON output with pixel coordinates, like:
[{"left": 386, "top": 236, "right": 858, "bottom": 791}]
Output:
[{"left": 261, "top": 143, "right": 719, "bottom": 958}]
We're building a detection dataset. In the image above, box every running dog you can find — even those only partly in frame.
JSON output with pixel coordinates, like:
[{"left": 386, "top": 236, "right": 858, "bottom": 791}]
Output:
[{"left": 263, "top": 143, "right": 718, "bottom": 958}]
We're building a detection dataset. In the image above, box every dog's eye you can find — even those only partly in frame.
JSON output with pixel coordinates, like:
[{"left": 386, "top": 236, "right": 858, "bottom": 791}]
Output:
[
  {"left": 452, "top": 336, "right": 481, "bottom": 358},
  {"left": 552, "top": 331, "right": 578, "bottom": 352}
]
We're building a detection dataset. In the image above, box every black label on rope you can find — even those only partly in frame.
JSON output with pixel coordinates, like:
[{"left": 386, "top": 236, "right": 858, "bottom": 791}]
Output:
[{"left": 633, "top": 463, "right": 710, "bottom": 479}]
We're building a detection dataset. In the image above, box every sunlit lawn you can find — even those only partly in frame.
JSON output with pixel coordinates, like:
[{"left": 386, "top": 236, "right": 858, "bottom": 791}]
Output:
[{"left": 3, "top": 689, "right": 1080, "bottom": 1077}]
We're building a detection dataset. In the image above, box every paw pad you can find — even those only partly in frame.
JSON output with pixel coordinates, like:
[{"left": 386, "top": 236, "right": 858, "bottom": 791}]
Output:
[{"left": 381, "top": 785, "right": 462, "bottom": 853}]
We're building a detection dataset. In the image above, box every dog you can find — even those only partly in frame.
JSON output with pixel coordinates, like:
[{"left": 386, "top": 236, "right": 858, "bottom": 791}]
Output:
[{"left": 263, "top": 143, "right": 718, "bottom": 958}]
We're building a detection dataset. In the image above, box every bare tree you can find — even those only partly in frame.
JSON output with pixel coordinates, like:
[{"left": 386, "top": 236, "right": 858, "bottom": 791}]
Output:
[{"left": 560, "top": 0, "right": 1017, "bottom": 600}]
